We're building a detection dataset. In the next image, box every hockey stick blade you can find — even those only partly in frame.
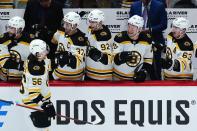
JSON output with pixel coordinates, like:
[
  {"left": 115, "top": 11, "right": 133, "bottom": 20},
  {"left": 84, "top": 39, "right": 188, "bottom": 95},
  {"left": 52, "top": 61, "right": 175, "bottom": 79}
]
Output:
[{"left": 0, "top": 99, "right": 94, "bottom": 125}]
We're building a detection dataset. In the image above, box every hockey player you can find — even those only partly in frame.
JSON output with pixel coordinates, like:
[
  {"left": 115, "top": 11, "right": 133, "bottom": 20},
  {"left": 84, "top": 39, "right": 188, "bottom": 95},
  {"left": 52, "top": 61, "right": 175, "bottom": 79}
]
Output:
[
  {"left": 162, "top": 17, "right": 195, "bottom": 80},
  {"left": 51, "top": 12, "right": 88, "bottom": 80},
  {"left": 20, "top": 39, "right": 55, "bottom": 131},
  {"left": 0, "top": 16, "right": 32, "bottom": 81},
  {"left": 113, "top": 15, "right": 153, "bottom": 81},
  {"left": 86, "top": 9, "right": 113, "bottom": 80}
]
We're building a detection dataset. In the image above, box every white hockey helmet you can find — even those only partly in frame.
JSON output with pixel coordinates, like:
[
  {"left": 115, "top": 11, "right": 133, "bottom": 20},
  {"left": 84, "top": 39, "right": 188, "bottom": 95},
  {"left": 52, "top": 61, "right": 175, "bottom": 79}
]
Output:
[
  {"left": 7, "top": 16, "right": 25, "bottom": 31},
  {"left": 63, "top": 12, "right": 81, "bottom": 27},
  {"left": 128, "top": 15, "right": 144, "bottom": 28},
  {"left": 88, "top": 9, "right": 105, "bottom": 22},
  {"left": 172, "top": 17, "right": 189, "bottom": 30},
  {"left": 29, "top": 39, "right": 48, "bottom": 56}
]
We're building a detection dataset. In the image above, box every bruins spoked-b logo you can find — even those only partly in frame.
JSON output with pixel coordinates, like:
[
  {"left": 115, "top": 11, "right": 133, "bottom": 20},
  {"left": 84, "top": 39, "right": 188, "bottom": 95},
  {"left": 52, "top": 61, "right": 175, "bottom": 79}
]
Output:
[
  {"left": 126, "top": 51, "right": 141, "bottom": 67},
  {"left": 10, "top": 50, "right": 21, "bottom": 63},
  {"left": 33, "top": 66, "right": 40, "bottom": 71}
]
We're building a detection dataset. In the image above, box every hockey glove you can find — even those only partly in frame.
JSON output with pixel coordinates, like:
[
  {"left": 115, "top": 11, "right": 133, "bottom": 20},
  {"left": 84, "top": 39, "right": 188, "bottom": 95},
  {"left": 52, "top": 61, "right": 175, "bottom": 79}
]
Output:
[
  {"left": 114, "top": 51, "right": 133, "bottom": 65},
  {"left": 41, "top": 101, "right": 56, "bottom": 119},
  {"left": 120, "top": 51, "right": 133, "bottom": 62},
  {"left": 133, "top": 63, "right": 147, "bottom": 82},
  {"left": 161, "top": 58, "right": 173, "bottom": 69},
  {"left": 173, "top": 59, "right": 181, "bottom": 72},
  {"left": 152, "top": 42, "right": 165, "bottom": 52},
  {"left": 99, "top": 54, "right": 108, "bottom": 65},
  {"left": 88, "top": 47, "right": 102, "bottom": 62},
  {"left": 3, "top": 59, "right": 20, "bottom": 70},
  {"left": 67, "top": 54, "right": 77, "bottom": 69},
  {"left": 56, "top": 51, "right": 70, "bottom": 67},
  {"left": 31, "top": 24, "right": 48, "bottom": 39}
]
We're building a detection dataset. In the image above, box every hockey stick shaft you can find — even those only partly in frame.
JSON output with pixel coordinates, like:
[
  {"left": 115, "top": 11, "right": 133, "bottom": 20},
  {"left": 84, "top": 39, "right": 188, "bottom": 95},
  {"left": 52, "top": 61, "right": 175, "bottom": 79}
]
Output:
[{"left": 0, "top": 99, "right": 93, "bottom": 125}]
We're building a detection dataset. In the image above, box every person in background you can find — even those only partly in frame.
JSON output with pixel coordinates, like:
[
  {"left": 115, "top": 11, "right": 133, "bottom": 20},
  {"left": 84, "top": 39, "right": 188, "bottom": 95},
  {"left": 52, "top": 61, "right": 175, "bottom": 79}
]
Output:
[
  {"left": 0, "top": 16, "right": 32, "bottom": 81},
  {"left": 23, "top": 0, "right": 63, "bottom": 64},
  {"left": 121, "top": 0, "right": 139, "bottom": 8},
  {"left": 51, "top": 12, "right": 88, "bottom": 80},
  {"left": 162, "top": 17, "right": 196, "bottom": 80},
  {"left": 113, "top": 15, "right": 153, "bottom": 82},
  {"left": 86, "top": 9, "right": 113, "bottom": 80},
  {"left": 129, "top": 0, "right": 167, "bottom": 80}
]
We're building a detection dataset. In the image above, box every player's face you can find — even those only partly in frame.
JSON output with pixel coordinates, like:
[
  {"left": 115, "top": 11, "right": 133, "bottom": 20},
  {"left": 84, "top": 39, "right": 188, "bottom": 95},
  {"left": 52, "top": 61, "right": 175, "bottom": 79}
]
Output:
[
  {"left": 63, "top": 22, "right": 76, "bottom": 34},
  {"left": 128, "top": 24, "right": 139, "bottom": 37},
  {"left": 172, "top": 26, "right": 185, "bottom": 39},
  {"left": 7, "top": 26, "right": 17, "bottom": 34},
  {"left": 7, "top": 26, "right": 22, "bottom": 37},
  {"left": 88, "top": 20, "right": 101, "bottom": 31},
  {"left": 36, "top": 51, "right": 48, "bottom": 61}
]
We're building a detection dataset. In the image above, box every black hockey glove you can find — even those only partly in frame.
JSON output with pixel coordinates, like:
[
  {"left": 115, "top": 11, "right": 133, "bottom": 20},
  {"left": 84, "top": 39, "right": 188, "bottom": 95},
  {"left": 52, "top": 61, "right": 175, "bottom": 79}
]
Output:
[
  {"left": 114, "top": 51, "right": 133, "bottom": 65},
  {"left": 152, "top": 42, "right": 165, "bottom": 52},
  {"left": 99, "top": 54, "right": 108, "bottom": 65},
  {"left": 67, "top": 54, "right": 77, "bottom": 69},
  {"left": 56, "top": 51, "right": 70, "bottom": 67},
  {"left": 119, "top": 51, "right": 133, "bottom": 62},
  {"left": 3, "top": 58, "right": 21, "bottom": 70},
  {"left": 41, "top": 101, "right": 56, "bottom": 119},
  {"left": 133, "top": 63, "right": 147, "bottom": 82},
  {"left": 173, "top": 59, "right": 181, "bottom": 72},
  {"left": 161, "top": 58, "right": 173, "bottom": 69},
  {"left": 88, "top": 47, "right": 102, "bottom": 62},
  {"left": 31, "top": 24, "right": 48, "bottom": 39}
]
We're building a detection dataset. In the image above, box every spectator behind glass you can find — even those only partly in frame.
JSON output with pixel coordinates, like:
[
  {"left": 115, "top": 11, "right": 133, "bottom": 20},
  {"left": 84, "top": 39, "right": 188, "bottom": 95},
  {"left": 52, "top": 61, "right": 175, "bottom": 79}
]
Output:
[
  {"left": 23, "top": 0, "right": 63, "bottom": 68},
  {"left": 129, "top": 0, "right": 167, "bottom": 80}
]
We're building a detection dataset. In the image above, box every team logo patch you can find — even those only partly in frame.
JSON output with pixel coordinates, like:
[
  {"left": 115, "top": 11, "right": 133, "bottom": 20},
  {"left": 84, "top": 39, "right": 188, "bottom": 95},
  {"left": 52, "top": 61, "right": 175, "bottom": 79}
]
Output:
[
  {"left": 33, "top": 66, "right": 40, "bottom": 70},
  {"left": 126, "top": 51, "right": 142, "bottom": 67},
  {"left": 184, "top": 42, "right": 190, "bottom": 46},
  {"left": 100, "top": 31, "right": 107, "bottom": 36},
  {"left": 78, "top": 37, "right": 84, "bottom": 42}
]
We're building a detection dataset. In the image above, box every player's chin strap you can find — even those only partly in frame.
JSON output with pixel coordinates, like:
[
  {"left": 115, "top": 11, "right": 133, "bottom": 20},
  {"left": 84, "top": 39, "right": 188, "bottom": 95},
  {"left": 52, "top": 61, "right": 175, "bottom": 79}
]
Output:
[{"left": 0, "top": 99, "right": 94, "bottom": 125}]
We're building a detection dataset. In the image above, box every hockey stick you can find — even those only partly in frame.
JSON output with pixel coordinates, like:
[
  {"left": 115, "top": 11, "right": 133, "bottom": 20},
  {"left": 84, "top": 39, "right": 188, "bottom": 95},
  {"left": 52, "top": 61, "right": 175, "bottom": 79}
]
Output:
[{"left": 0, "top": 99, "right": 94, "bottom": 125}]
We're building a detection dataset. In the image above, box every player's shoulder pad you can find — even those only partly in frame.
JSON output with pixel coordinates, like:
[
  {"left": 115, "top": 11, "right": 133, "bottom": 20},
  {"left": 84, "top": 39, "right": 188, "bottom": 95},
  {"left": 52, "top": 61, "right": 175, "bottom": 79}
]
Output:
[
  {"left": 71, "top": 29, "right": 88, "bottom": 46},
  {"left": 93, "top": 25, "right": 111, "bottom": 41},
  {"left": 138, "top": 32, "right": 152, "bottom": 45},
  {"left": 114, "top": 31, "right": 130, "bottom": 43},
  {"left": 182, "top": 34, "right": 193, "bottom": 50},
  {"left": 20, "top": 32, "right": 34, "bottom": 43},
  {"left": 0, "top": 32, "right": 10, "bottom": 44}
]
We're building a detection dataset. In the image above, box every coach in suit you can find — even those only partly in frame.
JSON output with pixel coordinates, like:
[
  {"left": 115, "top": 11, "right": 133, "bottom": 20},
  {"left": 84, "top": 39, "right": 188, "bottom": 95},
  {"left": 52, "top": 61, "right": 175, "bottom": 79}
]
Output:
[{"left": 129, "top": 0, "right": 167, "bottom": 80}]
